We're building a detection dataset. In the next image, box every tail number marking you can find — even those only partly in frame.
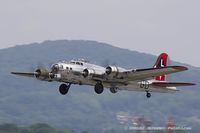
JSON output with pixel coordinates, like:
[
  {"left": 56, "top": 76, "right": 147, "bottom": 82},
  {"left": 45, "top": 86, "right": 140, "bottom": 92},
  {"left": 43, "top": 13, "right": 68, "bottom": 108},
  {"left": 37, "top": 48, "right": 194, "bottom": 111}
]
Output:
[{"left": 140, "top": 81, "right": 150, "bottom": 89}]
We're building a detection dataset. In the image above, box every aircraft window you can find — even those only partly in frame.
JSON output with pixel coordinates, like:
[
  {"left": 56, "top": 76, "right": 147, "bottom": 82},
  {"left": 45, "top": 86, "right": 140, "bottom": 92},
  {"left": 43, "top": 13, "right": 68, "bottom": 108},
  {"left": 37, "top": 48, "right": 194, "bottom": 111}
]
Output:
[
  {"left": 70, "top": 68, "right": 72, "bottom": 70},
  {"left": 66, "top": 67, "right": 69, "bottom": 70},
  {"left": 70, "top": 61, "right": 83, "bottom": 65},
  {"left": 76, "top": 62, "right": 81, "bottom": 65}
]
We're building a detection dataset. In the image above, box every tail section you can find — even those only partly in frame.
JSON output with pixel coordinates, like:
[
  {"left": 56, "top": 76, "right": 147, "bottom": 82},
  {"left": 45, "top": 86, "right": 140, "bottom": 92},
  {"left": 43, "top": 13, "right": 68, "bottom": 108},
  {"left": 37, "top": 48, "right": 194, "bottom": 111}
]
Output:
[{"left": 153, "top": 53, "right": 169, "bottom": 81}]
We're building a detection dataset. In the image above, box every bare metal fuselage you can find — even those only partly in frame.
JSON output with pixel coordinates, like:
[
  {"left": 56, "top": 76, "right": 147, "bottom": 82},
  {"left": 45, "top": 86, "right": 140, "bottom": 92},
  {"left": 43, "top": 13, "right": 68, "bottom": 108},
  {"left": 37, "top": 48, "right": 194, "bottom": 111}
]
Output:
[{"left": 51, "top": 61, "right": 177, "bottom": 93}]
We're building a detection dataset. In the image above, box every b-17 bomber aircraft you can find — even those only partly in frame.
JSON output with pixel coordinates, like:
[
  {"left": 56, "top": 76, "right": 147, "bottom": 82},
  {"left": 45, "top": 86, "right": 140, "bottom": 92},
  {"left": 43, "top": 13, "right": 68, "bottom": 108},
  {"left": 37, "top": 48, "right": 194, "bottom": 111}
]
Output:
[{"left": 11, "top": 53, "right": 195, "bottom": 98}]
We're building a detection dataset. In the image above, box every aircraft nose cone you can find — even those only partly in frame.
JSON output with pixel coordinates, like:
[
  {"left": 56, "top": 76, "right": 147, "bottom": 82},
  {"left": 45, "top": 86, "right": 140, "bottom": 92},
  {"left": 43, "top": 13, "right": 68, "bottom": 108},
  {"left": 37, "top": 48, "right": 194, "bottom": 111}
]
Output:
[
  {"left": 82, "top": 69, "right": 89, "bottom": 78},
  {"left": 105, "top": 67, "right": 112, "bottom": 75}
]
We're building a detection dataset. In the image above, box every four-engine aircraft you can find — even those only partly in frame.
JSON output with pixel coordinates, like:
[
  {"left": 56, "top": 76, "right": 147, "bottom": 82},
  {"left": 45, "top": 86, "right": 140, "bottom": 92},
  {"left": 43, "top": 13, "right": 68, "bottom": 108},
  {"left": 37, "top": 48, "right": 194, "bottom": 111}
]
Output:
[{"left": 11, "top": 53, "right": 195, "bottom": 98}]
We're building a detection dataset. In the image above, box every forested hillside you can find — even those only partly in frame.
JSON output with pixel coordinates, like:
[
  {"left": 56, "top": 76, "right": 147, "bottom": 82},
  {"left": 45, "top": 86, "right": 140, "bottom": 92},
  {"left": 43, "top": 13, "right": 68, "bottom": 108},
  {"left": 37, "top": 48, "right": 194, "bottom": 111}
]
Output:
[{"left": 0, "top": 40, "right": 199, "bottom": 133}]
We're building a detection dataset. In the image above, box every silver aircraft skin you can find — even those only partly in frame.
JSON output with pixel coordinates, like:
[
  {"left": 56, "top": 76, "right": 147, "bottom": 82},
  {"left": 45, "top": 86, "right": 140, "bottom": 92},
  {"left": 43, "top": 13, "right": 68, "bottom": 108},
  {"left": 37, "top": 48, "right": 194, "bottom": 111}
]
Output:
[{"left": 11, "top": 53, "right": 195, "bottom": 98}]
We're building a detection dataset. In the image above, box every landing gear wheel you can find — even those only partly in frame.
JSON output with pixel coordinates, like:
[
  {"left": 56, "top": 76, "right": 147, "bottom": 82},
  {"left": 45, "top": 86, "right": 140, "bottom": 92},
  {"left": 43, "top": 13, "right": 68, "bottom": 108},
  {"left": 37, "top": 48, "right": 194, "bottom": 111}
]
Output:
[
  {"left": 146, "top": 92, "right": 151, "bottom": 98},
  {"left": 94, "top": 82, "right": 104, "bottom": 94},
  {"left": 110, "top": 88, "right": 118, "bottom": 94},
  {"left": 59, "top": 84, "right": 70, "bottom": 95}
]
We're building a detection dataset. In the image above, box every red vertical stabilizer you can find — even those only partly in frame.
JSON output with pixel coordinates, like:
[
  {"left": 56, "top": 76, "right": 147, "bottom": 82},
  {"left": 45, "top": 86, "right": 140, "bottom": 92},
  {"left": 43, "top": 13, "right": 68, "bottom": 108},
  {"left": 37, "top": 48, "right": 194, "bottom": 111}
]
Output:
[{"left": 153, "top": 53, "right": 169, "bottom": 81}]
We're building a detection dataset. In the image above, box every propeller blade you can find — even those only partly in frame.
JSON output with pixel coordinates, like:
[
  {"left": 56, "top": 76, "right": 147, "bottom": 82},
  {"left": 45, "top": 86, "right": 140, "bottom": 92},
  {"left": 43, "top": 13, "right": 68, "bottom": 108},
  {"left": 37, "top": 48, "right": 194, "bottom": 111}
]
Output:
[{"left": 101, "top": 59, "right": 117, "bottom": 67}]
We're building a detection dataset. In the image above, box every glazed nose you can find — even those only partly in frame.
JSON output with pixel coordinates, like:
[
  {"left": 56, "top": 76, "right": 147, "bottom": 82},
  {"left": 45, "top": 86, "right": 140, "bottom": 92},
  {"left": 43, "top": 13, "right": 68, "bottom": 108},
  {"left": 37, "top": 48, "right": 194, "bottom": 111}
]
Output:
[{"left": 52, "top": 64, "right": 59, "bottom": 72}]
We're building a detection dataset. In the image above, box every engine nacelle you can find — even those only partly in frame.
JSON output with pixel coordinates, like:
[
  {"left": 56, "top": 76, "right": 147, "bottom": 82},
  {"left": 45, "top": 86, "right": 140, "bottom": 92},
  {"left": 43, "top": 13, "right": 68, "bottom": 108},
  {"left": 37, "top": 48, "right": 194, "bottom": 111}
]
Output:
[
  {"left": 82, "top": 68, "right": 95, "bottom": 79},
  {"left": 105, "top": 66, "right": 126, "bottom": 77},
  {"left": 35, "top": 69, "right": 53, "bottom": 80}
]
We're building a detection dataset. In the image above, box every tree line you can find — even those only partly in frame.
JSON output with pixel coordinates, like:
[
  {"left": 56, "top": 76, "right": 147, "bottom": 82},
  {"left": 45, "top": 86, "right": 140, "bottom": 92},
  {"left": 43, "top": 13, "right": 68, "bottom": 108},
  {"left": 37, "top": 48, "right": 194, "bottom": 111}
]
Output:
[{"left": 0, "top": 123, "right": 89, "bottom": 133}]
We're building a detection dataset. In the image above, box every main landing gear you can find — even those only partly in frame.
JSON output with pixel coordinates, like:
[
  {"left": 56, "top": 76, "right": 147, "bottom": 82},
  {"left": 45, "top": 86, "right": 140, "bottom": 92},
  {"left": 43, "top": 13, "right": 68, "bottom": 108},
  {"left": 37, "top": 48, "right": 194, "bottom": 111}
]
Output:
[
  {"left": 59, "top": 83, "right": 71, "bottom": 95},
  {"left": 94, "top": 82, "right": 118, "bottom": 94},
  {"left": 94, "top": 82, "right": 104, "bottom": 94},
  {"left": 110, "top": 87, "right": 118, "bottom": 94},
  {"left": 58, "top": 82, "right": 118, "bottom": 95},
  {"left": 59, "top": 82, "right": 105, "bottom": 95}
]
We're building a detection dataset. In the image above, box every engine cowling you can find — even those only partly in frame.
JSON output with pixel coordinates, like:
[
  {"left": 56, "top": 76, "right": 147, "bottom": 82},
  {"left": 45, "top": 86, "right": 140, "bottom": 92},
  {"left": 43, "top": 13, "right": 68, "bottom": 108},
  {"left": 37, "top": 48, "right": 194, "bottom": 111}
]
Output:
[
  {"left": 105, "top": 66, "right": 126, "bottom": 77},
  {"left": 35, "top": 69, "right": 53, "bottom": 80},
  {"left": 82, "top": 69, "right": 95, "bottom": 79}
]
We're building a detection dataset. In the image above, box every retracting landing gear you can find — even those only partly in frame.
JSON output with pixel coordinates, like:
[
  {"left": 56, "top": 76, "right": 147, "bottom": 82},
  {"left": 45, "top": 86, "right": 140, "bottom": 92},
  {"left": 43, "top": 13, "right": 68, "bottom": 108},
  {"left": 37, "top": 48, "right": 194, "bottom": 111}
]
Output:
[
  {"left": 94, "top": 82, "right": 104, "bottom": 94},
  {"left": 59, "top": 83, "right": 71, "bottom": 95},
  {"left": 146, "top": 91, "right": 151, "bottom": 98},
  {"left": 110, "top": 87, "right": 118, "bottom": 94}
]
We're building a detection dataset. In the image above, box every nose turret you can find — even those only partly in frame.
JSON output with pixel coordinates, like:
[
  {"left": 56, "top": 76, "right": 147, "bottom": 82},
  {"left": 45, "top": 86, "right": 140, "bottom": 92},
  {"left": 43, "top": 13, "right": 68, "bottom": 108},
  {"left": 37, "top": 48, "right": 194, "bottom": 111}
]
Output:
[{"left": 51, "top": 64, "right": 59, "bottom": 73}]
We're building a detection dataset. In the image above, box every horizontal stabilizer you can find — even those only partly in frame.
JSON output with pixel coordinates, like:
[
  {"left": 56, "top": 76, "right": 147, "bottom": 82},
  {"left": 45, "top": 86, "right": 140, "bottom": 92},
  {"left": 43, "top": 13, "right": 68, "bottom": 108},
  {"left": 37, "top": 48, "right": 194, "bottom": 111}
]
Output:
[{"left": 152, "top": 82, "right": 196, "bottom": 87}]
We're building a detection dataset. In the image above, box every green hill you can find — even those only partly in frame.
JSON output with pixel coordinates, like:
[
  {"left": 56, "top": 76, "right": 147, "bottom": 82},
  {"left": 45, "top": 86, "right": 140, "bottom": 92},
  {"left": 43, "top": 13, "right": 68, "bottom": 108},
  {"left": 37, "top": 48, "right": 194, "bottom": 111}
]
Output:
[{"left": 0, "top": 40, "right": 199, "bottom": 132}]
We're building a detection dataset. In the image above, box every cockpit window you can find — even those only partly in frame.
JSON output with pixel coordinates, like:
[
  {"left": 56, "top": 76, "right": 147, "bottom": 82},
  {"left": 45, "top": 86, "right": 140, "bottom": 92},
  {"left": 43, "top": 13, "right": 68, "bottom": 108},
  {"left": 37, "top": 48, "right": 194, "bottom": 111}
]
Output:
[
  {"left": 70, "top": 61, "right": 75, "bottom": 64},
  {"left": 75, "top": 62, "right": 83, "bottom": 66},
  {"left": 70, "top": 61, "right": 83, "bottom": 66},
  {"left": 76, "top": 62, "right": 80, "bottom": 65}
]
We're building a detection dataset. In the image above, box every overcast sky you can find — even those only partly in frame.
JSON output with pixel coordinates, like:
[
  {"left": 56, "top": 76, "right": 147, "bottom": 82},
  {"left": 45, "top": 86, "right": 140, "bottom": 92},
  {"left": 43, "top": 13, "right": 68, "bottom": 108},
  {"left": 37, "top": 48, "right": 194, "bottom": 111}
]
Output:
[{"left": 0, "top": 0, "right": 199, "bottom": 66}]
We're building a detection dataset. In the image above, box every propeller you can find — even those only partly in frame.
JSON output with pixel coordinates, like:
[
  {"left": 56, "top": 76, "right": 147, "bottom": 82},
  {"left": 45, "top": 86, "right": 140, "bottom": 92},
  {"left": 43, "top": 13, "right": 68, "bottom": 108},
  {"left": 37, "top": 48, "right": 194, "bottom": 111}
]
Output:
[
  {"left": 13, "top": 61, "right": 56, "bottom": 80},
  {"left": 100, "top": 59, "right": 117, "bottom": 67},
  {"left": 82, "top": 69, "right": 89, "bottom": 78},
  {"left": 29, "top": 61, "right": 50, "bottom": 72},
  {"left": 105, "top": 66, "right": 112, "bottom": 75}
]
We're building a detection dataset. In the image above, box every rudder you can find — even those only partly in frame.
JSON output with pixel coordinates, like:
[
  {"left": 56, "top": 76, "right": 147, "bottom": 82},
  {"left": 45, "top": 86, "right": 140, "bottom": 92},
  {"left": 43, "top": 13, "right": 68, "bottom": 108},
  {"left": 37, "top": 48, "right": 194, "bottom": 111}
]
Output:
[{"left": 153, "top": 53, "right": 169, "bottom": 81}]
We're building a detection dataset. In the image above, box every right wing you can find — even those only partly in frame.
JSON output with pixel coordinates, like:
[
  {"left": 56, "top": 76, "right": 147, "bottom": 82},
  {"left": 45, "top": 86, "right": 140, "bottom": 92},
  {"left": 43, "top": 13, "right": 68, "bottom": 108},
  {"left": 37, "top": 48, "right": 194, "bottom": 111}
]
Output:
[{"left": 117, "top": 66, "right": 188, "bottom": 81}]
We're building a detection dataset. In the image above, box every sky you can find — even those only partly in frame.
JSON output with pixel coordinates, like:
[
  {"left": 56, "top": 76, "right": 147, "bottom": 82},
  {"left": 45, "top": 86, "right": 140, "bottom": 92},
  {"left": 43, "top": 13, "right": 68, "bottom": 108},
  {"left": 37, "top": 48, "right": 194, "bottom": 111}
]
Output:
[{"left": 0, "top": 0, "right": 199, "bottom": 66}]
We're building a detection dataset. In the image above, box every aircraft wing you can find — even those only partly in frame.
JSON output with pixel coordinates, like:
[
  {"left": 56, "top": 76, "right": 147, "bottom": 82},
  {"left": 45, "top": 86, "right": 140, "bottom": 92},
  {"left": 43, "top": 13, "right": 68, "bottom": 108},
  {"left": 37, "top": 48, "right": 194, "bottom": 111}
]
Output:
[
  {"left": 11, "top": 72, "right": 36, "bottom": 77},
  {"left": 120, "top": 66, "right": 188, "bottom": 81}
]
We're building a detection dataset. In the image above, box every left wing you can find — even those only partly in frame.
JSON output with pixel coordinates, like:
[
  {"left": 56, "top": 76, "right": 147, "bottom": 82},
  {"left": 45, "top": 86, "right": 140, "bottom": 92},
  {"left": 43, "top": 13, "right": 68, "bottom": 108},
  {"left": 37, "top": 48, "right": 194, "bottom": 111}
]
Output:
[{"left": 11, "top": 72, "right": 36, "bottom": 77}]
